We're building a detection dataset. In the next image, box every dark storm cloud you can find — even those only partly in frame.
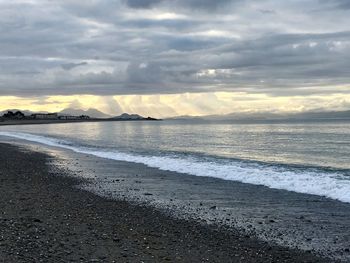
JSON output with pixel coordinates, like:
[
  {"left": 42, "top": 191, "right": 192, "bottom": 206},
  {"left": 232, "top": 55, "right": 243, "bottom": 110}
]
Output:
[{"left": 0, "top": 0, "right": 350, "bottom": 97}]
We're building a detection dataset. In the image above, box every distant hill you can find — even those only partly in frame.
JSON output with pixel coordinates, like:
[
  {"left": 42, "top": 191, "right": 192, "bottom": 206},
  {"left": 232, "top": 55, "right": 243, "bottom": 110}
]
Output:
[
  {"left": 112, "top": 113, "right": 158, "bottom": 121},
  {"left": 167, "top": 115, "right": 204, "bottom": 120},
  {"left": 288, "top": 110, "right": 350, "bottom": 120},
  {"left": 112, "top": 113, "right": 145, "bottom": 120},
  {"left": 167, "top": 110, "right": 350, "bottom": 122},
  {"left": 59, "top": 108, "right": 111, "bottom": 119}
]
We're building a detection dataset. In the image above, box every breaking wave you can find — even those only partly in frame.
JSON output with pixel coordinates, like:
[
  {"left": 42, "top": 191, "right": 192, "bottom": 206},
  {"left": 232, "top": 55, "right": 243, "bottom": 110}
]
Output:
[{"left": 1, "top": 131, "right": 350, "bottom": 203}]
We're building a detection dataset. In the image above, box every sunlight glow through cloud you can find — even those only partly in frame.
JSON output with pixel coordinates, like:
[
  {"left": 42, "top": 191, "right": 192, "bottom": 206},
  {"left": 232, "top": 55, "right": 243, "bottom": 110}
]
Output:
[{"left": 1, "top": 90, "right": 350, "bottom": 118}]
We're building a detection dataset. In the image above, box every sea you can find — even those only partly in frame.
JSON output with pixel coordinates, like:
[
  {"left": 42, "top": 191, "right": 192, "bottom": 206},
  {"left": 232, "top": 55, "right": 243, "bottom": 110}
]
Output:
[{"left": 1, "top": 119, "right": 350, "bottom": 203}]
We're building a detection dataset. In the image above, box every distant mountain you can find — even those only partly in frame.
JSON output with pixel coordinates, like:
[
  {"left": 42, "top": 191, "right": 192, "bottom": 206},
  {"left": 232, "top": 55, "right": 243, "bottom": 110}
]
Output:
[
  {"left": 112, "top": 113, "right": 145, "bottom": 120},
  {"left": 59, "top": 108, "right": 111, "bottom": 118},
  {"left": 167, "top": 110, "right": 350, "bottom": 122},
  {"left": 167, "top": 115, "right": 204, "bottom": 120},
  {"left": 289, "top": 110, "right": 350, "bottom": 120},
  {"left": 112, "top": 113, "right": 159, "bottom": 121}
]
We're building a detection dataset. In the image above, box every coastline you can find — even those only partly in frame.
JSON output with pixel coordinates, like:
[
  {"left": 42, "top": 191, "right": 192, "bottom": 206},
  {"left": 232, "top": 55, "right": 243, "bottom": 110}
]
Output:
[
  {"left": 0, "top": 118, "right": 160, "bottom": 126},
  {"left": 0, "top": 142, "right": 329, "bottom": 262}
]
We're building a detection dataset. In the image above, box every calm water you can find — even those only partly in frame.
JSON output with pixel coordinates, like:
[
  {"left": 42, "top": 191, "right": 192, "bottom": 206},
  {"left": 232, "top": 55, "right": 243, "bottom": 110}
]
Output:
[{"left": 1, "top": 120, "right": 350, "bottom": 202}]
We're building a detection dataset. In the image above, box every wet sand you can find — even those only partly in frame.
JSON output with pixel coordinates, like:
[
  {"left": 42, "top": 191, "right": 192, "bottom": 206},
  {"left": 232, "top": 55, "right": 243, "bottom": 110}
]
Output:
[{"left": 0, "top": 142, "right": 330, "bottom": 262}]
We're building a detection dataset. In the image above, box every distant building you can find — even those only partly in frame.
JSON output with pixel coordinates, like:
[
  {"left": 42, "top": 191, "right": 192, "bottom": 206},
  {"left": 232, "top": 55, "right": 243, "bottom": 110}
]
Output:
[
  {"left": 58, "top": 115, "right": 90, "bottom": 120},
  {"left": 58, "top": 115, "right": 77, "bottom": 120},
  {"left": 31, "top": 113, "right": 58, "bottom": 120},
  {"left": 79, "top": 115, "right": 90, "bottom": 119}
]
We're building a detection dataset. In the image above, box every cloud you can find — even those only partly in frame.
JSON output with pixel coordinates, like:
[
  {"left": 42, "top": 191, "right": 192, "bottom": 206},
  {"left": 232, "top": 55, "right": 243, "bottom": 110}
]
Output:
[
  {"left": 175, "top": 0, "right": 240, "bottom": 11},
  {"left": 67, "top": 99, "right": 83, "bottom": 109},
  {"left": 0, "top": 0, "right": 349, "bottom": 101},
  {"left": 61, "top": 62, "right": 88, "bottom": 70},
  {"left": 123, "top": 0, "right": 239, "bottom": 10},
  {"left": 259, "top": 9, "right": 276, "bottom": 14},
  {"left": 124, "top": 0, "right": 163, "bottom": 9},
  {"left": 320, "top": 0, "right": 350, "bottom": 9}
]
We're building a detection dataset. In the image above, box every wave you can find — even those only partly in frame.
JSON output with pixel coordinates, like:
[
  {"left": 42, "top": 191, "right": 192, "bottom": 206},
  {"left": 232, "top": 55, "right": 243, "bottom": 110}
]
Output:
[{"left": 1, "top": 131, "right": 350, "bottom": 203}]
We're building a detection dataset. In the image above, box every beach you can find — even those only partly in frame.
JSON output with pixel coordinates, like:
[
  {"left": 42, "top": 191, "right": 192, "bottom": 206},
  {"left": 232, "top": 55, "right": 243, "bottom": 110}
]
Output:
[
  {"left": 0, "top": 0, "right": 349, "bottom": 261},
  {"left": 0, "top": 142, "right": 331, "bottom": 262}
]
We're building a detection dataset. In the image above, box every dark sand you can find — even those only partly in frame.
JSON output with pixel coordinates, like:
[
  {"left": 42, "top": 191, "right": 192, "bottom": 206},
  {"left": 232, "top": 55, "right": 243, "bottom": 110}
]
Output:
[{"left": 0, "top": 143, "right": 330, "bottom": 262}]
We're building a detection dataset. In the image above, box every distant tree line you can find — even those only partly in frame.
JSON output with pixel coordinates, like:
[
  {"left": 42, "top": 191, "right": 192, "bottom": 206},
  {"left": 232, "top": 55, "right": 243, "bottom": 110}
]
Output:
[
  {"left": 1, "top": 110, "right": 25, "bottom": 119},
  {"left": 0, "top": 110, "right": 91, "bottom": 121}
]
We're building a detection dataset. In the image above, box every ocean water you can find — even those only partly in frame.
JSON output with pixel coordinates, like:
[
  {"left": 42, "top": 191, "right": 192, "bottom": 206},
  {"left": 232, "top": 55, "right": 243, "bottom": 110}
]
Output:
[{"left": 1, "top": 120, "right": 350, "bottom": 203}]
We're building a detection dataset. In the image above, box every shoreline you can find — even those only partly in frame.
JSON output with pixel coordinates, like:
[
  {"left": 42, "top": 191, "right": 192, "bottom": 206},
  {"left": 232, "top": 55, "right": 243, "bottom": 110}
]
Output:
[
  {"left": 0, "top": 118, "right": 160, "bottom": 126},
  {"left": 0, "top": 142, "right": 329, "bottom": 262}
]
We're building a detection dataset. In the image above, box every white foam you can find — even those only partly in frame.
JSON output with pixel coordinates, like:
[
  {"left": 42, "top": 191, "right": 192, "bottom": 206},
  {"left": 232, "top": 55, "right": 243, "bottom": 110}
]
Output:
[{"left": 1, "top": 131, "right": 350, "bottom": 203}]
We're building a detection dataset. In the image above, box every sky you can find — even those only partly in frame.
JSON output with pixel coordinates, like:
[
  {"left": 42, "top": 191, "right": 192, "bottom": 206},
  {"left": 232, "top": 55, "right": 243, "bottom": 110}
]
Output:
[{"left": 0, "top": 0, "right": 350, "bottom": 117}]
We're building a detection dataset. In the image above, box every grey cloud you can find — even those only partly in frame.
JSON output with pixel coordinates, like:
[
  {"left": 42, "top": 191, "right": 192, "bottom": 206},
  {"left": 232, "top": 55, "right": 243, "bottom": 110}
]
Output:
[
  {"left": 126, "top": 62, "right": 163, "bottom": 84},
  {"left": 124, "top": 0, "right": 163, "bottom": 9},
  {"left": 122, "top": 18, "right": 196, "bottom": 30},
  {"left": 259, "top": 9, "right": 276, "bottom": 14},
  {"left": 336, "top": 0, "right": 350, "bottom": 9},
  {"left": 320, "top": 0, "right": 350, "bottom": 9},
  {"left": 0, "top": 0, "right": 349, "bottom": 97},
  {"left": 61, "top": 62, "right": 88, "bottom": 70},
  {"left": 11, "top": 70, "right": 41, "bottom": 75},
  {"left": 124, "top": 0, "right": 241, "bottom": 11},
  {"left": 176, "top": 0, "right": 240, "bottom": 10}
]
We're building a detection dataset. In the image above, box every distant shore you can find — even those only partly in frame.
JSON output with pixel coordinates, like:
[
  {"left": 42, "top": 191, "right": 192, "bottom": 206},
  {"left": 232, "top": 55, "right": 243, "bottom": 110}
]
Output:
[
  {"left": 0, "top": 118, "right": 160, "bottom": 126},
  {"left": 0, "top": 142, "right": 328, "bottom": 262}
]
